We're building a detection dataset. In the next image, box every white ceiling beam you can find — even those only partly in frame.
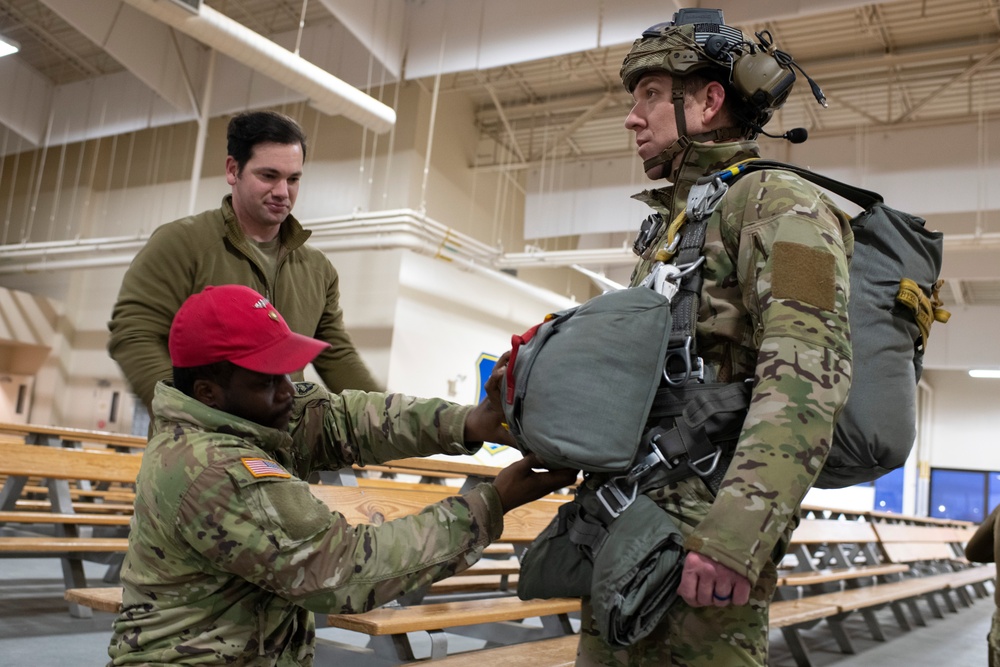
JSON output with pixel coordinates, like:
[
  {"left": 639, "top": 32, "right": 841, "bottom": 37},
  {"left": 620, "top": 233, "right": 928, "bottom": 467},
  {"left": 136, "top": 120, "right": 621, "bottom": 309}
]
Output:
[
  {"left": 402, "top": 0, "right": 682, "bottom": 80},
  {"left": 40, "top": 0, "right": 202, "bottom": 114},
  {"left": 120, "top": 0, "right": 396, "bottom": 133},
  {"left": 0, "top": 57, "right": 52, "bottom": 147},
  {"left": 317, "top": 0, "right": 405, "bottom": 79}
]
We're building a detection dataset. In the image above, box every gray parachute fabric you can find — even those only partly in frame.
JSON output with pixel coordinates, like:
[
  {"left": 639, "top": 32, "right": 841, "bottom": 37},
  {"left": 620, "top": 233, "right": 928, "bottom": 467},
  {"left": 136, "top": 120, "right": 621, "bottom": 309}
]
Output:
[
  {"left": 736, "top": 161, "right": 946, "bottom": 488},
  {"left": 823, "top": 201, "right": 944, "bottom": 487},
  {"left": 502, "top": 287, "right": 672, "bottom": 472}
]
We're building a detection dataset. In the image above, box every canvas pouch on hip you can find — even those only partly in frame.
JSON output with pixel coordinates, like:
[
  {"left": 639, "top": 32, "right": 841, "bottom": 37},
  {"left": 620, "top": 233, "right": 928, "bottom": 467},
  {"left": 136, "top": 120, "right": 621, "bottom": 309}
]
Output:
[
  {"left": 517, "top": 501, "right": 593, "bottom": 600},
  {"left": 590, "top": 494, "right": 685, "bottom": 647}
]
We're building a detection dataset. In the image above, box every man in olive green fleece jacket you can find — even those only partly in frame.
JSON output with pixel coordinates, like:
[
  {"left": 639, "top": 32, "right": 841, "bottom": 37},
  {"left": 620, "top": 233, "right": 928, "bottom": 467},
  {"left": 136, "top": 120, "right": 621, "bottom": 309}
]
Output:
[{"left": 108, "top": 110, "right": 378, "bottom": 409}]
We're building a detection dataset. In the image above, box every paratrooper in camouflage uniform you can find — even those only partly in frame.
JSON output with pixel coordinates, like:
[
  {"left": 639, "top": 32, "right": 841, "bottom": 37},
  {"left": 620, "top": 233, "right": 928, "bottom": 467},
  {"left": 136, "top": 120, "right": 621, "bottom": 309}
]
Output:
[
  {"left": 107, "top": 284, "right": 574, "bottom": 665},
  {"left": 576, "top": 10, "right": 853, "bottom": 666}
]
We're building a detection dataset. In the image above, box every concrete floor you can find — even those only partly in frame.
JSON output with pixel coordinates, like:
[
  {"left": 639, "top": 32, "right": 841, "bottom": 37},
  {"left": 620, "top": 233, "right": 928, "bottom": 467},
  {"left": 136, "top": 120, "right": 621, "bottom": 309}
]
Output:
[{"left": 0, "top": 555, "right": 993, "bottom": 667}]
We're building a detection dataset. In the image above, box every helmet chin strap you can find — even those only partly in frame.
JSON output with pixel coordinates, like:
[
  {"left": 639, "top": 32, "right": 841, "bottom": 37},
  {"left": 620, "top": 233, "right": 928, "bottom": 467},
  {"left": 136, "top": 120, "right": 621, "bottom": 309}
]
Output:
[
  {"left": 641, "top": 127, "right": 746, "bottom": 179},
  {"left": 641, "top": 77, "right": 744, "bottom": 179}
]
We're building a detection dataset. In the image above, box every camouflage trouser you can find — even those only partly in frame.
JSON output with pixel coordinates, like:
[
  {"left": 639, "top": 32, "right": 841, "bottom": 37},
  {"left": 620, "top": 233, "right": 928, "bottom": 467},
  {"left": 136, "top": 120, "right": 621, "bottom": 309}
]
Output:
[
  {"left": 989, "top": 608, "right": 1000, "bottom": 667},
  {"left": 575, "top": 562, "right": 777, "bottom": 667}
]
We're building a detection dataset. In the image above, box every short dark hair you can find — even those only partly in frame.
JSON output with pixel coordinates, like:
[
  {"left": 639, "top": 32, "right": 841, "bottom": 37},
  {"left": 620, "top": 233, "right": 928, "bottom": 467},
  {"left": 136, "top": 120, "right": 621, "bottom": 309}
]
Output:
[
  {"left": 173, "top": 361, "right": 238, "bottom": 398},
  {"left": 226, "top": 111, "right": 308, "bottom": 174}
]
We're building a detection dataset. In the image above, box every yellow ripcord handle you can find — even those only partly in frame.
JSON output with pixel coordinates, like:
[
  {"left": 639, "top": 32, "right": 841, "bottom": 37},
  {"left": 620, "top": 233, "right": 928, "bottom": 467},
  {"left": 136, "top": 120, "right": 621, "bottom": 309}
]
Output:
[{"left": 896, "top": 278, "right": 951, "bottom": 346}]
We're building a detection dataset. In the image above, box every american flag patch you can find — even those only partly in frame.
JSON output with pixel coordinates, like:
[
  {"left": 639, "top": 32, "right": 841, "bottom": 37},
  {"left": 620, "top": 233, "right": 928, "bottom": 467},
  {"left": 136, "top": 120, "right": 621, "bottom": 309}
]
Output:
[{"left": 241, "top": 458, "right": 291, "bottom": 479}]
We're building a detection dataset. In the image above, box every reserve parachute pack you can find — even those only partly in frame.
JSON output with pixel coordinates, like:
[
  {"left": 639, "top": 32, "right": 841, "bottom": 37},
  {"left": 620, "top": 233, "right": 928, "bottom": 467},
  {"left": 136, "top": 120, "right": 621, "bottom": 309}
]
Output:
[{"left": 502, "top": 158, "right": 950, "bottom": 493}]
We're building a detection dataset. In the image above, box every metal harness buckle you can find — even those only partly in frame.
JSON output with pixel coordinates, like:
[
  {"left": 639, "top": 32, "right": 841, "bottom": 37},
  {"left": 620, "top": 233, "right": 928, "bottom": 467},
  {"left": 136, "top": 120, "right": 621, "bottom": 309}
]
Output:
[
  {"left": 663, "top": 336, "right": 705, "bottom": 386},
  {"left": 687, "top": 446, "right": 724, "bottom": 479},
  {"left": 595, "top": 476, "right": 639, "bottom": 520},
  {"left": 626, "top": 443, "right": 672, "bottom": 486},
  {"left": 687, "top": 177, "right": 730, "bottom": 222}
]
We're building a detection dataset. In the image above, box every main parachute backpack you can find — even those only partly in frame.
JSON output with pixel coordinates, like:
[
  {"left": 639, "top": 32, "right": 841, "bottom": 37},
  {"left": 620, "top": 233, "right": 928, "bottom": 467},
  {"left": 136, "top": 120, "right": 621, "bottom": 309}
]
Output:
[{"left": 717, "top": 160, "right": 950, "bottom": 488}]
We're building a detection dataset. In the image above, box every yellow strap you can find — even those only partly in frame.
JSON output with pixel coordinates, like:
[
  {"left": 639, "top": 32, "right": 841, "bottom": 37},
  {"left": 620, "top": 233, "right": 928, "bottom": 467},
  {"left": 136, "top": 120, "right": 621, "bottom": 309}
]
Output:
[
  {"left": 931, "top": 279, "right": 951, "bottom": 324},
  {"left": 654, "top": 210, "right": 689, "bottom": 263},
  {"left": 896, "top": 278, "right": 951, "bottom": 346}
]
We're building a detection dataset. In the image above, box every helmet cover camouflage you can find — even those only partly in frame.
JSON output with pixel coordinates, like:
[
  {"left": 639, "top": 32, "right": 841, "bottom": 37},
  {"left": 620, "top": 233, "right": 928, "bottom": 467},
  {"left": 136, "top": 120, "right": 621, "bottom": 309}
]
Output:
[
  {"left": 620, "top": 12, "right": 799, "bottom": 132},
  {"left": 620, "top": 20, "right": 745, "bottom": 94}
]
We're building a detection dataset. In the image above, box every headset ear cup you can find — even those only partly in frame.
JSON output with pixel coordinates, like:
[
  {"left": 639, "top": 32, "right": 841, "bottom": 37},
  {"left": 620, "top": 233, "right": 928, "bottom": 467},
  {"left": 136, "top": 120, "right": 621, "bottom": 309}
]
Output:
[{"left": 731, "top": 51, "right": 796, "bottom": 116}]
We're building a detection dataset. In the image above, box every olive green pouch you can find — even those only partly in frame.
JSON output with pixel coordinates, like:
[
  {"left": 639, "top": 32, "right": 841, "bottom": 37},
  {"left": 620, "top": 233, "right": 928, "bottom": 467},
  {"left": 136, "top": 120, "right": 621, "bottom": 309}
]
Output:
[
  {"left": 517, "top": 501, "right": 592, "bottom": 599},
  {"left": 590, "top": 494, "right": 685, "bottom": 647}
]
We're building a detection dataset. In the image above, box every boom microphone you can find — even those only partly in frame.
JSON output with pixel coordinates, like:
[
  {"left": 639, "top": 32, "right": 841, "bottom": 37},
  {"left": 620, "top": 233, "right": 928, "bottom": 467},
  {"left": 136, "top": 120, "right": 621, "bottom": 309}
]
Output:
[
  {"left": 783, "top": 127, "right": 809, "bottom": 143},
  {"left": 758, "top": 126, "right": 809, "bottom": 143}
]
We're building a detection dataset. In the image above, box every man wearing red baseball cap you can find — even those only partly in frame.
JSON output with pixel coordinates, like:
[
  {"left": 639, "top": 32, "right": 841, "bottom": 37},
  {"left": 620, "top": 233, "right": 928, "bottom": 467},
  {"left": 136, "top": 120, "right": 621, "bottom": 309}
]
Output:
[{"left": 107, "top": 284, "right": 576, "bottom": 666}]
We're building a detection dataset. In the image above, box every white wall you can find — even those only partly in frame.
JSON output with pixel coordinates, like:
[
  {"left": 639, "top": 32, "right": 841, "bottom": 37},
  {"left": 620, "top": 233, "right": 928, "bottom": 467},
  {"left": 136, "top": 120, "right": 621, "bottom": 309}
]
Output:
[
  {"left": 387, "top": 251, "right": 573, "bottom": 400},
  {"left": 384, "top": 252, "right": 574, "bottom": 467},
  {"left": 526, "top": 121, "right": 1000, "bottom": 245},
  {"left": 925, "top": 369, "right": 1000, "bottom": 472},
  {"left": 524, "top": 157, "right": 650, "bottom": 239}
]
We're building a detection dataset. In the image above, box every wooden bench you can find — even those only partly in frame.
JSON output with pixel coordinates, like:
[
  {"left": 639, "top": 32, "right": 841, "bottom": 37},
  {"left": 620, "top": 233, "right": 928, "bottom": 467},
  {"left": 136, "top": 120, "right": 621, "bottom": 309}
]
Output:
[
  {"left": 307, "top": 484, "right": 566, "bottom": 546},
  {"left": 359, "top": 456, "right": 503, "bottom": 482},
  {"left": 0, "top": 441, "right": 141, "bottom": 617},
  {"left": 0, "top": 511, "right": 132, "bottom": 527},
  {"left": 20, "top": 481, "right": 136, "bottom": 503},
  {"left": 305, "top": 455, "right": 511, "bottom": 492},
  {"left": 310, "top": 484, "right": 575, "bottom": 661},
  {"left": 64, "top": 585, "right": 124, "bottom": 614},
  {"left": 777, "top": 564, "right": 992, "bottom": 665},
  {"left": 869, "top": 519, "right": 993, "bottom": 614},
  {"left": 771, "top": 512, "right": 994, "bottom": 666},
  {"left": 772, "top": 515, "right": 912, "bottom": 666},
  {"left": 871, "top": 521, "right": 968, "bottom": 569},
  {"left": 0, "top": 421, "right": 147, "bottom": 451},
  {"left": 326, "top": 596, "right": 579, "bottom": 661},
  {"left": 778, "top": 516, "right": 909, "bottom": 589},
  {"left": 423, "top": 632, "right": 580, "bottom": 666},
  {"left": 310, "top": 483, "right": 564, "bottom": 605},
  {"left": 63, "top": 497, "right": 994, "bottom": 666}
]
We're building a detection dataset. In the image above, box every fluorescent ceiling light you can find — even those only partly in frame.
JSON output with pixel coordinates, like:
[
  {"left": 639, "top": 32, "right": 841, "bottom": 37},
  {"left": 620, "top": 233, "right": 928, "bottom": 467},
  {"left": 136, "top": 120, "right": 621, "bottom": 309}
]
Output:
[
  {"left": 969, "top": 369, "right": 1000, "bottom": 379},
  {"left": 0, "top": 34, "right": 19, "bottom": 58}
]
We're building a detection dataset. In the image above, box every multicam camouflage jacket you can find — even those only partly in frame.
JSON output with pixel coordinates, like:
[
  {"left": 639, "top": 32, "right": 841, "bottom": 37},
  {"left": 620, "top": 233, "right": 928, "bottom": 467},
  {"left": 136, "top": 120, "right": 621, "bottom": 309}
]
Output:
[
  {"left": 108, "top": 381, "right": 503, "bottom": 666},
  {"left": 629, "top": 141, "right": 854, "bottom": 586}
]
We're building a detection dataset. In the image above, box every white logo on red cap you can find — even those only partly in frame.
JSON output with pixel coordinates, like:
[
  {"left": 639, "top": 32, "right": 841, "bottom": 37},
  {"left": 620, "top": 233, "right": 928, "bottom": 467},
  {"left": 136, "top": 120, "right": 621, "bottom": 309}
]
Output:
[{"left": 253, "top": 298, "right": 270, "bottom": 309}]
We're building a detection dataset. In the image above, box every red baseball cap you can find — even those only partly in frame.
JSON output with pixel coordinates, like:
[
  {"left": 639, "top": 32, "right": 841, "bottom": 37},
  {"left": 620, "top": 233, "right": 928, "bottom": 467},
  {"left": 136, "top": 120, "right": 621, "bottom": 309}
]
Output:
[{"left": 169, "top": 285, "right": 330, "bottom": 374}]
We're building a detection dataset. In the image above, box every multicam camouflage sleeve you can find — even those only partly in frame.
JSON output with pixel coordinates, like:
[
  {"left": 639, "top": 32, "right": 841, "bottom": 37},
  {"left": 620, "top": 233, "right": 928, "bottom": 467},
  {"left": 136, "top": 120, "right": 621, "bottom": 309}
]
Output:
[
  {"left": 685, "top": 169, "right": 854, "bottom": 584},
  {"left": 177, "top": 467, "right": 502, "bottom": 613},
  {"left": 287, "top": 383, "right": 482, "bottom": 472},
  {"left": 177, "top": 385, "right": 503, "bottom": 614}
]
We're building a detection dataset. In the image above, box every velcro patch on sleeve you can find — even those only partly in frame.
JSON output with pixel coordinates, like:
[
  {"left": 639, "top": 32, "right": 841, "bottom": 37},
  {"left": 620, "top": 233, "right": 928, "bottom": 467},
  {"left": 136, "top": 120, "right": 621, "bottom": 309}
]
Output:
[
  {"left": 241, "top": 457, "right": 291, "bottom": 479},
  {"left": 771, "top": 241, "right": 836, "bottom": 312}
]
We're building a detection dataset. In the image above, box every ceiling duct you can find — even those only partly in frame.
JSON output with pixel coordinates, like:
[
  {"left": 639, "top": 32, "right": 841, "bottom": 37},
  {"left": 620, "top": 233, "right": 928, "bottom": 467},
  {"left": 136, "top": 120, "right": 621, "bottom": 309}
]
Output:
[{"left": 121, "top": 0, "right": 396, "bottom": 133}]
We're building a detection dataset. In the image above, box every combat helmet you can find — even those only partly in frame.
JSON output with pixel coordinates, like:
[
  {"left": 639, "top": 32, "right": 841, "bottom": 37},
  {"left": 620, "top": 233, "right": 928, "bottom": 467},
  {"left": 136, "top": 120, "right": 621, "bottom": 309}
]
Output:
[{"left": 621, "top": 8, "right": 826, "bottom": 177}]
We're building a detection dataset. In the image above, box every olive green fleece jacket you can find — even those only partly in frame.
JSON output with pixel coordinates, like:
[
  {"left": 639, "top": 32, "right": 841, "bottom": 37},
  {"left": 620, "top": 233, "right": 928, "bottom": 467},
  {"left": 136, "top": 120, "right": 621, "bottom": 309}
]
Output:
[{"left": 108, "top": 195, "right": 379, "bottom": 407}]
